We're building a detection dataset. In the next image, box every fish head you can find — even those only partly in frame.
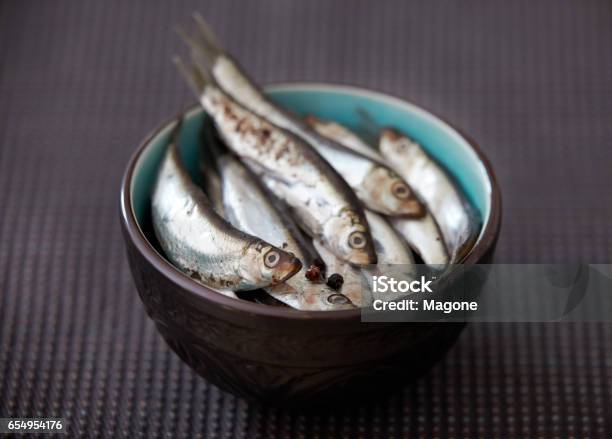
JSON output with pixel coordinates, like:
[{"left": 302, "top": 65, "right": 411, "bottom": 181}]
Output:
[
  {"left": 304, "top": 287, "right": 354, "bottom": 310},
  {"left": 239, "top": 241, "right": 302, "bottom": 286},
  {"left": 322, "top": 209, "right": 377, "bottom": 266},
  {"left": 378, "top": 127, "right": 416, "bottom": 165},
  {"left": 360, "top": 166, "right": 424, "bottom": 217},
  {"left": 267, "top": 282, "right": 355, "bottom": 310},
  {"left": 318, "top": 289, "right": 354, "bottom": 310}
]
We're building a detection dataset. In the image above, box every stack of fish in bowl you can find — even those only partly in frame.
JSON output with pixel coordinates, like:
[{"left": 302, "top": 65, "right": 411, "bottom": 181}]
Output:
[{"left": 151, "top": 14, "right": 480, "bottom": 311}]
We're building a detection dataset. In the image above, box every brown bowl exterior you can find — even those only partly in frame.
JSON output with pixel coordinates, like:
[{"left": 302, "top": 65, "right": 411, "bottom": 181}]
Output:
[{"left": 119, "top": 90, "right": 501, "bottom": 405}]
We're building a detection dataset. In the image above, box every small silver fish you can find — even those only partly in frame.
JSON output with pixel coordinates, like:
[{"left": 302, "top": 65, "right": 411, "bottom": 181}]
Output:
[
  {"left": 304, "top": 115, "right": 382, "bottom": 162},
  {"left": 151, "top": 120, "right": 301, "bottom": 292},
  {"left": 313, "top": 211, "right": 417, "bottom": 307},
  {"left": 362, "top": 211, "right": 418, "bottom": 303},
  {"left": 364, "top": 210, "right": 416, "bottom": 268},
  {"left": 313, "top": 240, "right": 365, "bottom": 307},
  {"left": 379, "top": 128, "right": 477, "bottom": 262},
  {"left": 390, "top": 213, "right": 449, "bottom": 267},
  {"left": 178, "top": 15, "right": 424, "bottom": 218},
  {"left": 201, "top": 126, "right": 354, "bottom": 310},
  {"left": 174, "top": 56, "right": 377, "bottom": 267},
  {"left": 303, "top": 116, "right": 449, "bottom": 267}
]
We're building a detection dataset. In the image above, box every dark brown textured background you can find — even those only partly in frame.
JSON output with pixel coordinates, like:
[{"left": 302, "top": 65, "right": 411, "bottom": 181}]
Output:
[{"left": 1, "top": 0, "right": 611, "bottom": 437}]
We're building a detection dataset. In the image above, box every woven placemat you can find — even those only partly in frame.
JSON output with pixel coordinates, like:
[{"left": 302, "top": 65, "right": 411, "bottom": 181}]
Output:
[{"left": 1, "top": 0, "right": 611, "bottom": 436}]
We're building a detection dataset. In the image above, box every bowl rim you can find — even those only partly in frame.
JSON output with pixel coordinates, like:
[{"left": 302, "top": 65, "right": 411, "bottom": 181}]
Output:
[{"left": 120, "top": 82, "right": 502, "bottom": 321}]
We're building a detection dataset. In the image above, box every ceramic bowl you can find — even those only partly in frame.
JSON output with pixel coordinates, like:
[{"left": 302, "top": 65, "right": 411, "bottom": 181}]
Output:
[{"left": 120, "top": 83, "right": 501, "bottom": 405}]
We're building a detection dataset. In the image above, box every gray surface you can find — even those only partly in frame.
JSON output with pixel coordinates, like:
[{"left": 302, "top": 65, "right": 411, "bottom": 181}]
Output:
[{"left": 1, "top": 0, "right": 611, "bottom": 437}]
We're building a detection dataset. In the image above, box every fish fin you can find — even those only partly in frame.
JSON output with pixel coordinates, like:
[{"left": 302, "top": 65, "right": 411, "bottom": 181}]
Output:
[
  {"left": 174, "top": 24, "right": 210, "bottom": 59},
  {"left": 190, "top": 47, "right": 218, "bottom": 88},
  {"left": 174, "top": 26, "right": 216, "bottom": 65},
  {"left": 176, "top": 15, "right": 222, "bottom": 68},
  {"left": 175, "top": 26, "right": 218, "bottom": 84},
  {"left": 174, "top": 24, "right": 196, "bottom": 45},
  {"left": 192, "top": 12, "right": 224, "bottom": 57},
  {"left": 173, "top": 55, "right": 207, "bottom": 95}
]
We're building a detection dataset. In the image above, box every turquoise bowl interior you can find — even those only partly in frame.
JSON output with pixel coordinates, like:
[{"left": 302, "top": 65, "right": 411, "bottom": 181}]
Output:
[{"left": 130, "top": 83, "right": 492, "bottom": 247}]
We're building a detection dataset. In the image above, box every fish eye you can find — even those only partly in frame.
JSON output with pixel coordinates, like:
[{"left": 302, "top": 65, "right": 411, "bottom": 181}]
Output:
[
  {"left": 264, "top": 249, "right": 280, "bottom": 268},
  {"left": 348, "top": 231, "right": 367, "bottom": 249},
  {"left": 327, "top": 293, "right": 349, "bottom": 305},
  {"left": 391, "top": 181, "right": 410, "bottom": 199}
]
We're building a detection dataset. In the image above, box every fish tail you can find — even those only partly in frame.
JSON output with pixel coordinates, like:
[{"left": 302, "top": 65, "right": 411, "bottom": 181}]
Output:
[
  {"left": 173, "top": 54, "right": 209, "bottom": 96},
  {"left": 192, "top": 12, "right": 224, "bottom": 57},
  {"left": 175, "top": 24, "right": 218, "bottom": 83},
  {"left": 174, "top": 24, "right": 202, "bottom": 54},
  {"left": 175, "top": 15, "right": 223, "bottom": 68}
]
